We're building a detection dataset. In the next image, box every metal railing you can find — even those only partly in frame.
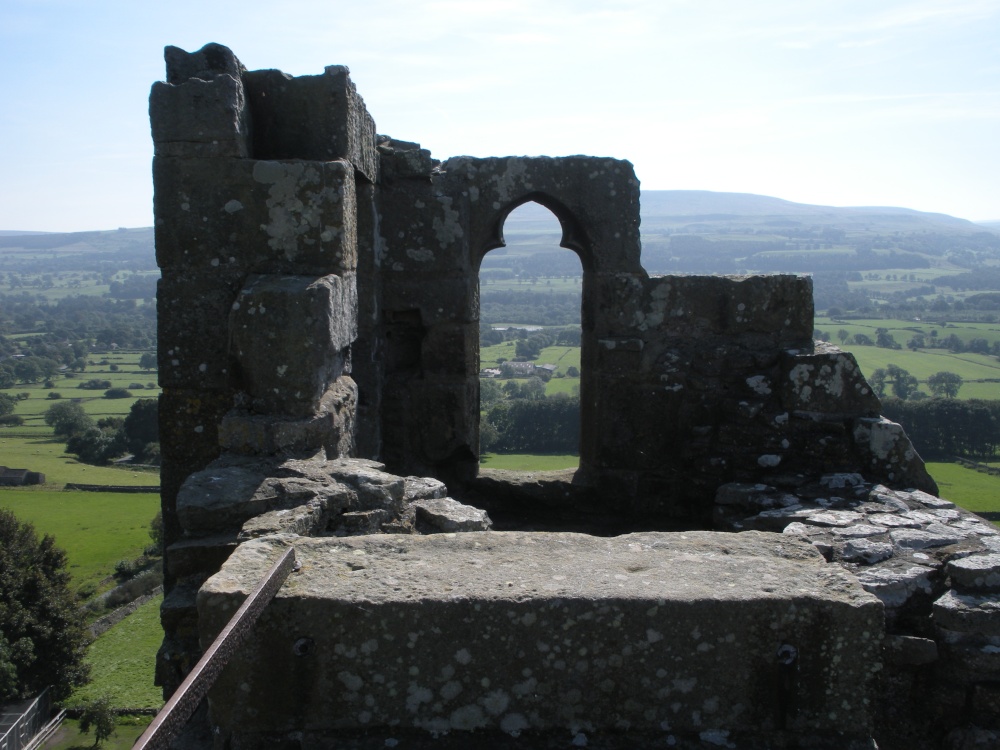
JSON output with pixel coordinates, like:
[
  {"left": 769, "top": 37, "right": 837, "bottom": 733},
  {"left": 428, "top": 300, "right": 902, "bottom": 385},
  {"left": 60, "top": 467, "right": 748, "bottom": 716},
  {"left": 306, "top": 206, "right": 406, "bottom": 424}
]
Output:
[
  {"left": 133, "top": 546, "right": 296, "bottom": 750},
  {"left": 0, "top": 688, "right": 52, "bottom": 750}
]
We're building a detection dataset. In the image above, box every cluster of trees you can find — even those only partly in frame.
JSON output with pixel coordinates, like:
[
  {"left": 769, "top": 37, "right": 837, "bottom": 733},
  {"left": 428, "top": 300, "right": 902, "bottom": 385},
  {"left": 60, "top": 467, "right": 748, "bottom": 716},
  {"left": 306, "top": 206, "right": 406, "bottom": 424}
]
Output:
[
  {"left": 0, "top": 294, "right": 156, "bottom": 349},
  {"left": 0, "top": 508, "right": 88, "bottom": 702},
  {"left": 479, "top": 290, "right": 581, "bottom": 327},
  {"left": 481, "top": 395, "right": 579, "bottom": 454},
  {"left": 107, "top": 273, "right": 157, "bottom": 300},
  {"left": 883, "top": 398, "right": 1000, "bottom": 459},
  {"left": 864, "top": 365, "right": 964, "bottom": 401},
  {"left": 44, "top": 398, "right": 159, "bottom": 465}
]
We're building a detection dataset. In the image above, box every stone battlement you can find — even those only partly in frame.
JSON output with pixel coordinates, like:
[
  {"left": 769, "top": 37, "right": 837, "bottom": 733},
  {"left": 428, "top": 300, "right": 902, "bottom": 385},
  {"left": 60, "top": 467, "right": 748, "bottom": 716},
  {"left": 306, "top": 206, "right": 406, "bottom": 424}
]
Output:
[{"left": 151, "top": 43, "right": 1000, "bottom": 749}]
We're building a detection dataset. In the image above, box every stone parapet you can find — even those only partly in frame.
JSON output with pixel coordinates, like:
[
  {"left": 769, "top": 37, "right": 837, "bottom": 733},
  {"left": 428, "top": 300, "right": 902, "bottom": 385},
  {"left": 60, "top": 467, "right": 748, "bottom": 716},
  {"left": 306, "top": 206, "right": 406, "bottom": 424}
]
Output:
[{"left": 199, "top": 531, "right": 881, "bottom": 749}]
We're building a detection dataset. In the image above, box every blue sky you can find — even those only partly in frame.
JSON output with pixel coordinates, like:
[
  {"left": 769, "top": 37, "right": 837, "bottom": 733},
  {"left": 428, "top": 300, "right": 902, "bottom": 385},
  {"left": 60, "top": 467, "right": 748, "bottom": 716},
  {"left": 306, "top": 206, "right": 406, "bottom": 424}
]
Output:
[{"left": 1, "top": 0, "right": 998, "bottom": 231}]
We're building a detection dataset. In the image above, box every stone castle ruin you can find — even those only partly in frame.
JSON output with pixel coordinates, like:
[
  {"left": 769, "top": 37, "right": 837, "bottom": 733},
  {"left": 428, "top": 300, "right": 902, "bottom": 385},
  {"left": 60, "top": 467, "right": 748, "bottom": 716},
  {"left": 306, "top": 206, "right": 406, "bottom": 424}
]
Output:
[{"left": 151, "top": 44, "right": 1000, "bottom": 748}]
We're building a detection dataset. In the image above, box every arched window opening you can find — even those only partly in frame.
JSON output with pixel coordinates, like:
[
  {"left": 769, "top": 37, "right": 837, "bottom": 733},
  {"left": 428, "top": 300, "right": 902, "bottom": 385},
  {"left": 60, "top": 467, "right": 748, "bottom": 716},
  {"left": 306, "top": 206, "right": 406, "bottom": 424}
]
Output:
[{"left": 477, "top": 201, "right": 582, "bottom": 469}]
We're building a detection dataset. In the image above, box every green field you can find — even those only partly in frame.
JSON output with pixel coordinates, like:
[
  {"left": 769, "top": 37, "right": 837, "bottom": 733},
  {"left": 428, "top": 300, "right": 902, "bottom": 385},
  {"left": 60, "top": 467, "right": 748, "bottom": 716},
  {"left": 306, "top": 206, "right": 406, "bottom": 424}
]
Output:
[
  {"left": 66, "top": 595, "right": 164, "bottom": 710},
  {"left": 927, "top": 462, "right": 1000, "bottom": 525},
  {"left": 480, "top": 453, "right": 578, "bottom": 470},
  {"left": 544, "top": 377, "right": 580, "bottom": 397},
  {"left": 0, "top": 490, "right": 159, "bottom": 590},
  {"left": 42, "top": 716, "right": 153, "bottom": 750},
  {"left": 812, "top": 317, "right": 1000, "bottom": 400}
]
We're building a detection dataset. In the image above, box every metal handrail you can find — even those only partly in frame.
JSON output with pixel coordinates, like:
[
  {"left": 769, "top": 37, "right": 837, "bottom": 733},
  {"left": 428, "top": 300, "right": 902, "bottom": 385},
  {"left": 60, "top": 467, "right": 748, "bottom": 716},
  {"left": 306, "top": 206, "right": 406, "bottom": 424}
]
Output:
[
  {"left": 0, "top": 688, "right": 51, "bottom": 750},
  {"left": 133, "top": 546, "right": 296, "bottom": 750}
]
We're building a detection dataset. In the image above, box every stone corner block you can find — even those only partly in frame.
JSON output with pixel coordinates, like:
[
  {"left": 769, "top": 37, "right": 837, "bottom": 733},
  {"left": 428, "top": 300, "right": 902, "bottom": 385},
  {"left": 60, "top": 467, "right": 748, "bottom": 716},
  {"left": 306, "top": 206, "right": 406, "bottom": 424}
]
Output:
[
  {"left": 244, "top": 68, "right": 377, "bottom": 181},
  {"left": 150, "top": 74, "right": 250, "bottom": 158}
]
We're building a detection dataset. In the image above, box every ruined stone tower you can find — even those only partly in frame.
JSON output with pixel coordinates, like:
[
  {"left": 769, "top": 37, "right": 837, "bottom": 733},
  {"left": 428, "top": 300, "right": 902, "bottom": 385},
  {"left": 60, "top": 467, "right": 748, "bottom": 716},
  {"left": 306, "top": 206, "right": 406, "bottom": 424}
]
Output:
[{"left": 151, "top": 44, "right": 1000, "bottom": 749}]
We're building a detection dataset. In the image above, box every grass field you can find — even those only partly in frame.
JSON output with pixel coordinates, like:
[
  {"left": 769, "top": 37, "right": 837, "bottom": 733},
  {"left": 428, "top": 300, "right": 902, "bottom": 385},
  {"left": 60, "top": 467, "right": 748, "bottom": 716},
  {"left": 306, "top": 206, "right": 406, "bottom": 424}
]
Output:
[
  {"left": 66, "top": 595, "right": 164, "bottom": 710},
  {"left": 41, "top": 716, "right": 153, "bottom": 750},
  {"left": 0, "top": 490, "right": 159, "bottom": 590},
  {"left": 480, "top": 453, "right": 578, "bottom": 470},
  {"left": 926, "top": 462, "right": 1000, "bottom": 526},
  {"left": 0, "top": 435, "right": 157, "bottom": 486},
  {"left": 544, "top": 377, "right": 580, "bottom": 397}
]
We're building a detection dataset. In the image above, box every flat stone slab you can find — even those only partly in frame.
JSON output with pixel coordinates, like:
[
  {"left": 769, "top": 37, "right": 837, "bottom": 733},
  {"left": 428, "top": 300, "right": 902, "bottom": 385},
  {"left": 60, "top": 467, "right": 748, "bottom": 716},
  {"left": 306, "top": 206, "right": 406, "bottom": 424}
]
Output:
[{"left": 199, "top": 531, "right": 881, "bottom": 747}]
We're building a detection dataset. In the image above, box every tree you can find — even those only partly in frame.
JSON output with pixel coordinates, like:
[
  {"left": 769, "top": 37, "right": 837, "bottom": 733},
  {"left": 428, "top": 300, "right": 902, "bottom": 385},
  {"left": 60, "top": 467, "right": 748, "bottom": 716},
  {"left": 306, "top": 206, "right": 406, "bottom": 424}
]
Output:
[
  {"left": 123, "top": 398, "right": 158, "bottom": 453},
  {"left": 837, "top": 329, "right": 849, "bottom": 344},
  {"left": 0, "top": 508, "right": 89, "bottom": 702},
  {"left": 869, "top": 368, "right": 888, "bottom": 398},
  {"left": 927, "top": 371, "right": 963, "bottom": 398},
  {"left": 886, "top": 364, "right": 920, "bottom": 400},
  {"left": 479, "top": 379, "right": 504, "bottom": 409},
  {"left": 0, "top": 393, "right": 15, "bottom": 417},
  {"left": 79, "top": 695, "right": 117, "bottom": 747},
  {"left": 138, "top": 352, "right": 157, "bottom": 371},
  {"left": 148, "top": 512, "right": 164, "bottom": 556},
  {"left": 44, "top": 400, "right": 94, "bottom": 437},
  {"left": 875, "top": 328, "right": 901, "bottom": 350},
  {"left": 520, "top": 377, "right": 547, "bottom": 400},
  {"left": 66, "top": 426, "right": 125, "bottom": 465}
]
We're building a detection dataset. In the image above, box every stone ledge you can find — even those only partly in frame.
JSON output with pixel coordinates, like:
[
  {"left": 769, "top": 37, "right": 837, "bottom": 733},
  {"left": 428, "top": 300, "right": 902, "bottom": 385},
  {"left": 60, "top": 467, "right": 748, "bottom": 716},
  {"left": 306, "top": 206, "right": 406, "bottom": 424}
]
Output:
[{"left": 199, "top": 531, "right": 881, "bottom": 747}]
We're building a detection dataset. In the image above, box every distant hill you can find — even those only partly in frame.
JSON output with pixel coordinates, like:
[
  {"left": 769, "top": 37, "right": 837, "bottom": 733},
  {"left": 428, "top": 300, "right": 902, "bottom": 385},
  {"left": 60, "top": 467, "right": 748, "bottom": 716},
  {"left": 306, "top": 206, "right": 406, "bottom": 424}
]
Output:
[
  {"left": 506, "top": 190, "right": 993, "bottom": 241},
  {"left": 637, "top": 190, "right": 985, "bottom": 233}
]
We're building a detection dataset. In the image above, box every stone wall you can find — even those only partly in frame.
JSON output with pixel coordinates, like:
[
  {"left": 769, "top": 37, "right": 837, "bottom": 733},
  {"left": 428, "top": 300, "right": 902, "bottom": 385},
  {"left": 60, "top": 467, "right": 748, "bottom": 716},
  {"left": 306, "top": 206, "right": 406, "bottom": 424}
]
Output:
[{"left": 151, "top": 44, "right": 1000, "bottom": 748}]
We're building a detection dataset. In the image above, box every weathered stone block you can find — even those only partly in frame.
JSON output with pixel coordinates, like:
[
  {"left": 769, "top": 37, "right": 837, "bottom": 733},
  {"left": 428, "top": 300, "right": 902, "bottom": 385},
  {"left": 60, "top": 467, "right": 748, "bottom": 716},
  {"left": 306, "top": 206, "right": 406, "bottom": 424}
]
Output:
[
  {"left": 411, "top": 497, "right": 492, "bottom": 532},
  {"left": 164, "top": 43, "right": 245, "bottom": 85},
  {"left": 411, "top": 380, "right": 477, "bottom": 464},
  {"left": 176, "top": 465, "right": 271, "bottom": 533},
  {"left": 166, "top": 532, "right": 239, "bottom": 578},
  {"left": 947, "top": 553, "right": 1000, "bottom": 591},
  {"left": 378, "top": 191, "right": 473, "bottom": 278},
  {"left": 199, "top": 531, "right": 881, "bottom": 747},
  {"left": 421, "top": 323, "right": 478, "bottom": 377},
  {"left": 154, "top": 157, "right": 357, "bottom": 275},
  {"left": 230, "top": 274, "right": 357, "bottom": 416},
  {"left": 883, "top": 634, "right": 938, "bottom": 666},
  {"left": 326, "top": 459, "right": 405, "bottom": 514},
  {"left": 157, "top": 389, "right": 231, "bottom": 468},
  {"left": 382, "top": 277, "right": 475, "bottom": 326},
  {"left": 782, "top": 344, "right": 881, "bottom": 417},
  {"left": 933, "top": 589, "right": 1000, "bottom": 636},
  {"left": 157, "top": 270, "right": 243, "bottom": 390},
  {"left": 623, "top": 275, "right": 813, "bottom": 344},
  {"left": 244, "top": 67, "right": 377, "bottom": 181},
  {"left": 853, "top": 417, "right": 939, "bottom": 495},
  {"left": 403, "top": 476, "right": 448, "bottom": 502},
  {"left": 856, "top": 559, "right": 937, "bottom": 611},
  {"left": 219, "top": 378, "right": 358, "bottom": 457}
]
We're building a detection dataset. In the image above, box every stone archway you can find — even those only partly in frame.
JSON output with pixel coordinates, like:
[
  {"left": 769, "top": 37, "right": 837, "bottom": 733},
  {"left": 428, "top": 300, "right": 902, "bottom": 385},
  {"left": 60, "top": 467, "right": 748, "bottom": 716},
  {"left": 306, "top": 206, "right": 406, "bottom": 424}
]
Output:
[
  {"left": 476, "top": 198, "right": 585, "bottom": 464},
  {"left": 445, "top": 156, "right": 645, "bottom": 474}
]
